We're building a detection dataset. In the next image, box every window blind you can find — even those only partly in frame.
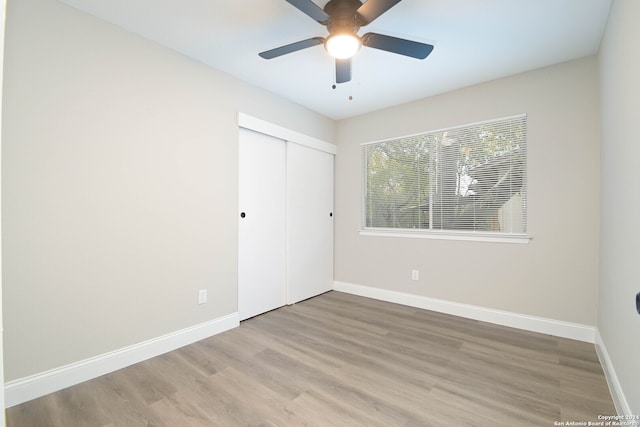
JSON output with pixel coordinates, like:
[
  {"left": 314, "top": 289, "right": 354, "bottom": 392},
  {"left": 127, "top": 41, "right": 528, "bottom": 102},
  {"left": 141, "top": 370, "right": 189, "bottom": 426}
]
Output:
[{"left": 362, "top": 114, "right": 527, "bottom": 235}]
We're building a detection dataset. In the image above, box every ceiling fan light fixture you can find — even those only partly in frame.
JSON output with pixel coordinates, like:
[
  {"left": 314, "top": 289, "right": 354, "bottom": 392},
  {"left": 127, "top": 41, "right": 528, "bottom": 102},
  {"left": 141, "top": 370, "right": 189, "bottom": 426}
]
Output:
[{"left": 325, "top": 33, "right": 361, "bottom": 59}]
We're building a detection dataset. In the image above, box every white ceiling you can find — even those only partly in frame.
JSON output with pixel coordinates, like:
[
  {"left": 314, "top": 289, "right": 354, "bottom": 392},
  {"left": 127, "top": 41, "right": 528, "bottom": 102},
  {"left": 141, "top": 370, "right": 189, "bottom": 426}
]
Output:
[{"left": 57, "top": 0, "right": 612, "bottom": 120}]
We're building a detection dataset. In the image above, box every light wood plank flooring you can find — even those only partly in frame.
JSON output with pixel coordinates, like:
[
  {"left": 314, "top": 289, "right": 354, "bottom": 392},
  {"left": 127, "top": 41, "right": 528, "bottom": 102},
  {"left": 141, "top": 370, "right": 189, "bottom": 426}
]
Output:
[{"left": 6, "top": 291, "right": 616, "bottom": 426}]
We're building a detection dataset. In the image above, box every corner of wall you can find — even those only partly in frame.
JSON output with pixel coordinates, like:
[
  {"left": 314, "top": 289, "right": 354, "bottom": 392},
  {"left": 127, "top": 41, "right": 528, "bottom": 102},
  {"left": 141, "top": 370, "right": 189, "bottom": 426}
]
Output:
[{"left": 594, "top": 331, "right": 636, "bottom": 419}]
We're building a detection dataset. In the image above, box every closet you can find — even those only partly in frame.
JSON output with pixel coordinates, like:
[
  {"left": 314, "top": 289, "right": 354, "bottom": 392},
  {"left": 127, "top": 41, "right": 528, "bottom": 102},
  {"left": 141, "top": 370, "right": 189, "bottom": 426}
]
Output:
[{"left": 238, "top": 116, "right": 335, "bottom": 321}]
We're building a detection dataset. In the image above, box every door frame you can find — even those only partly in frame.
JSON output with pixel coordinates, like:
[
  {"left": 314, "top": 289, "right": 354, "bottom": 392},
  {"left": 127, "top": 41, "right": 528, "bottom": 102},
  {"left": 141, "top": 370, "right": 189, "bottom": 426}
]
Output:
[{"left": 238, "top": 113, "right": 336, "bottom": 156}]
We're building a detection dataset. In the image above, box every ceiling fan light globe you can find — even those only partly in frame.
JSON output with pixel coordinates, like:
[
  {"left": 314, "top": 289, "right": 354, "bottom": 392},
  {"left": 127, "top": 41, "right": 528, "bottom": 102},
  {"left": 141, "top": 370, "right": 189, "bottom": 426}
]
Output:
[{"left": 325, "top": 34, "right": 361, "bottom": 59}]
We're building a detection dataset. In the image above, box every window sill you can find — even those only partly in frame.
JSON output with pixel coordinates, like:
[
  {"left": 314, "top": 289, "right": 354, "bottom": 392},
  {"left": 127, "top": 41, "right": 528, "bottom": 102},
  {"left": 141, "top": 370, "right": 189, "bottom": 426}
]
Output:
[{"left": 359, "top": 229, "right": 531, "bottom": 244}]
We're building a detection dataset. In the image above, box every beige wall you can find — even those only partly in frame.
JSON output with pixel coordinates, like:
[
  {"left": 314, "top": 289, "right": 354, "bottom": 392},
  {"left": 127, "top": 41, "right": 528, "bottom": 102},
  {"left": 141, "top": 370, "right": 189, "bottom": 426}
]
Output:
[
  {"left": 1, "top": 0, "right": 334, "bottom": 381},
  {"left": 0, "top": 0, "right": 6, "bottom": 418},
  {"left": 335, "top": 57, "right": 601, "bottom": 325},
  {"left": 598, "top": 0, "right": 640, "bottom": 413}
]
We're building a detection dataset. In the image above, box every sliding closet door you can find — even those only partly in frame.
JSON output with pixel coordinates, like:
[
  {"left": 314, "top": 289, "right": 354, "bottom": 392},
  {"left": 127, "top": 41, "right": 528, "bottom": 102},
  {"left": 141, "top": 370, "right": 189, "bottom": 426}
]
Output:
[
  {"left": 238, "top": 128, "right": 286, "bottom": 320},
  {"left": 287, "top": 142, "right": 334, "bottom": 304}
]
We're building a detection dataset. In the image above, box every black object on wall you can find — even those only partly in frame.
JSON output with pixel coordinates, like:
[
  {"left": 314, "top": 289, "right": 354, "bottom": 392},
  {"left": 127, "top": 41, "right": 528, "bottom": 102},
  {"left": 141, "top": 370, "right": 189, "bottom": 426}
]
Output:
[{"left": 636, "top": 292, "right": 640, "bottom": 315}]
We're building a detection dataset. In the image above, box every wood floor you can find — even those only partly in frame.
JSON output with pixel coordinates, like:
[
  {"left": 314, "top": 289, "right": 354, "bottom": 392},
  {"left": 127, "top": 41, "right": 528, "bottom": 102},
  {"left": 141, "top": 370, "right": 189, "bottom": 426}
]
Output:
[{"left": 6, "top": 291, "right": 616, "bottom": 426}]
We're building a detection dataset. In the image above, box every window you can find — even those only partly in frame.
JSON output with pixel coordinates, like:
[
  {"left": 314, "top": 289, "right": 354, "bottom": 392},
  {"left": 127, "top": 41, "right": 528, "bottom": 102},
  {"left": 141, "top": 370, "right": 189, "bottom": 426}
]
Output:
[{"left": 362, "top": 114, "right": 527, "bottom": 240}]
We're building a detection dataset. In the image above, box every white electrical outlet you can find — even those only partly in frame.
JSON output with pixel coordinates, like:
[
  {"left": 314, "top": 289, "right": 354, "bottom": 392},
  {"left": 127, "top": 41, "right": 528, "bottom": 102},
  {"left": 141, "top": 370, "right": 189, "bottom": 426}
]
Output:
[
  {"left": 411, "top": 269, "right": 420, "bottom": 281},
  {"left": 198, "top": 289, "right": 208, "bottom": 304}
]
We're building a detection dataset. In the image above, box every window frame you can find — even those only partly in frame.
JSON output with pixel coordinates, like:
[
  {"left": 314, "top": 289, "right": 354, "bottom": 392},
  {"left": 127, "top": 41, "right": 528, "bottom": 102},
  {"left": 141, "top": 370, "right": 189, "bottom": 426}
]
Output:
[{"left": 360, "top": 114, "right": 531, "bottom": 244}]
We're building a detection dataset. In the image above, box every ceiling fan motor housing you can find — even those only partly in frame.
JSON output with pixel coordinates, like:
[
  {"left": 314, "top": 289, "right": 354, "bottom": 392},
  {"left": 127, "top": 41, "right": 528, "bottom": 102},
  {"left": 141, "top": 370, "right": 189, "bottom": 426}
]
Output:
[{"left": 324, "top": 0, "right": 363, "bottom": 35}]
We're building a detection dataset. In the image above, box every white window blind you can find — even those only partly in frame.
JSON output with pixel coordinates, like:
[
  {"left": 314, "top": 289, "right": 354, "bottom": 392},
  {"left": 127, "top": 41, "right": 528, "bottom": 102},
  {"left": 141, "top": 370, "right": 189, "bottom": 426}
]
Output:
[{"left": 362, "top": 114, "right": 527, "bottom": 236}]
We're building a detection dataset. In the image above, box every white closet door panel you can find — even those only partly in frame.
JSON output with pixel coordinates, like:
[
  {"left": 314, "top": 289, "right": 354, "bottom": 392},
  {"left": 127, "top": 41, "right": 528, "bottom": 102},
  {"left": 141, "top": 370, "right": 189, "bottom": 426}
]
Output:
[
  {"left": 238, "top": 128, "right": 287, "bottom": 320},
  {"left": 287, "top": 142, "right": 334, "bottom": 304}
]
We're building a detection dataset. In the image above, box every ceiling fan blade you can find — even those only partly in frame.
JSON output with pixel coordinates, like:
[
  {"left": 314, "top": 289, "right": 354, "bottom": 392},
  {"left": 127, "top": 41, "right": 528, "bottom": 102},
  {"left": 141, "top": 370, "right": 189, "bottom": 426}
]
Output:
[
  {"left": 336, "top": 58, "right": 351, "bottom": 83},
  {"left": 285, "top": 0, "right": 330, "bottom": 24},
  {"left": 362, "top": 33, "right": 434, "bottom": 59},
  {"left": 259, "top": 37, "right": 324, "bottom": 59},
  {"left": 356, "top": 0, "right": 402, "bottom": 25}
]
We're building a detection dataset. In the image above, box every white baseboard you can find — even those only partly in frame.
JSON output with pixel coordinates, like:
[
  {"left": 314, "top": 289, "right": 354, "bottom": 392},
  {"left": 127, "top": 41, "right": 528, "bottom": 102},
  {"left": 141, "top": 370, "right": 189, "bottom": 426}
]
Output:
[
  {"left": 595, "top": 331, "right": 635, "bottom": 420},
  {"left": 4, "top": 313, "right": 239, "bottom": 408},
  {"left": 333, "top": 281, "right": 596, "bottom": 343}
]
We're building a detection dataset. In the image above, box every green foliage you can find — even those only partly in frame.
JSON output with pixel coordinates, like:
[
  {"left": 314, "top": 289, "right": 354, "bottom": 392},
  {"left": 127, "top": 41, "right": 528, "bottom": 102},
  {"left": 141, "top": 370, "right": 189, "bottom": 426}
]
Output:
[
  {"left": 364, "top": 116, "right": 526, "bottom": 232},
  {"left": 364, "top": 136, "right": 432, "bottom": 228}
]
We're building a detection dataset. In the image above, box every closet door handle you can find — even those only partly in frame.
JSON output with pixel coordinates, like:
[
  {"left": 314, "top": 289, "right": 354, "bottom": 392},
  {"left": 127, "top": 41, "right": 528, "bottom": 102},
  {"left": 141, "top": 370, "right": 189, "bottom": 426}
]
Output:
[
  {"left": 240, "top": 212, "right": 246, "bottom": 218},
  {"left": 329, "top": 212, "right": 333, "bottom": 217}
]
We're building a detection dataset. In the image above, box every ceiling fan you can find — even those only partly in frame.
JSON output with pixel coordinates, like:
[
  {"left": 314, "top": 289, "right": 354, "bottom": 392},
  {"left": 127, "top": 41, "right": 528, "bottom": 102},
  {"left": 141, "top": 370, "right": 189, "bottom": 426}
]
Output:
[{"left": 259, "top": 0, "right": 434, "bottom": 84}]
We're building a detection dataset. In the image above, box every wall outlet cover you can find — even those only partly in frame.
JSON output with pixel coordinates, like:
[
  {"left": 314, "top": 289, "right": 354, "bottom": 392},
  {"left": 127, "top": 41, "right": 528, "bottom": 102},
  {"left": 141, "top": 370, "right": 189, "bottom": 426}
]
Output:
[{"left": 198, "top": 290, "right": 208, "bottom": 305}]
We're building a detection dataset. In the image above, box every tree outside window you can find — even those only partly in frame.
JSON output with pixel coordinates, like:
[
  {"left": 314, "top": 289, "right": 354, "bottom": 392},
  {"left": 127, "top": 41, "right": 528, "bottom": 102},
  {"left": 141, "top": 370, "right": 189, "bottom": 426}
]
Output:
[{"left": 363, "top": 114, "right": 527, "bottom": 235}]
